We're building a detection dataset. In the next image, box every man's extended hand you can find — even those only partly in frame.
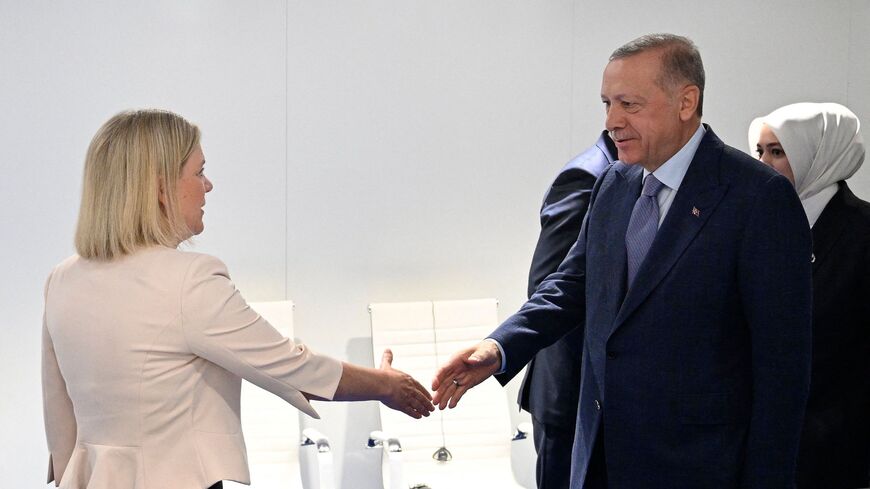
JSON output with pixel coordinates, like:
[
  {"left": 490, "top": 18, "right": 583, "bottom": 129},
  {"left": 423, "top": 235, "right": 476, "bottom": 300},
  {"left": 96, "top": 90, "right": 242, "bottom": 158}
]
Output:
[{"left": 431, "top": 340, "right": 502, "bottom": 409}]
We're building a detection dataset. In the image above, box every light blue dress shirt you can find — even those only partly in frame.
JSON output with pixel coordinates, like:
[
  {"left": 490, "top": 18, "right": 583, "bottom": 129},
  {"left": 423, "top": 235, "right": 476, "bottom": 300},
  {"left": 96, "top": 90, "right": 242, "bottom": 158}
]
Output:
[{"left": 644, "top": 124, "right": 705, "bottom": 226}]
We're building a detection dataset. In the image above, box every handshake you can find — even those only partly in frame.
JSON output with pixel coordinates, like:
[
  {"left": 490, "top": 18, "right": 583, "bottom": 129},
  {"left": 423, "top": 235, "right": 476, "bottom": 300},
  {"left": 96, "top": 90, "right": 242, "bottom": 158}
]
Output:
[{"left": 374, "top": 340, "right": 503, "bottom": 418}]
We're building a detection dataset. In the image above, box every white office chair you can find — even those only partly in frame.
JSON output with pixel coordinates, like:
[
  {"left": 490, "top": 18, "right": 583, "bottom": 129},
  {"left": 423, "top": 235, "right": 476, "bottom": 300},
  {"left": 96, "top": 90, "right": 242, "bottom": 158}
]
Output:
[
  {"left": 433, "top": 299, "right": 535, "bottom": 489},
  {"left": 367, "top": 301, "right": 441, "bottom": 489},
  {"left": 298, "top": 427, "right": 336, "bottom": 489},
  {"left": 224, "top": 300, "right": 336, "bottom": 489},
  {"left": 367, "top": 299, "right": 535, "bottom": 489}
]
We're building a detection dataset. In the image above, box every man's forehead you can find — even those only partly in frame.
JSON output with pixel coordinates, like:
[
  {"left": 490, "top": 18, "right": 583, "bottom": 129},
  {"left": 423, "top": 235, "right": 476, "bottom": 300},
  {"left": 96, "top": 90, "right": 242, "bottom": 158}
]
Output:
[
  {"left": 606, "top": 51, "right": 663, "bottom": 73},
  {"left": 602, "top": 54, "right": 663, "bottom": 89}
]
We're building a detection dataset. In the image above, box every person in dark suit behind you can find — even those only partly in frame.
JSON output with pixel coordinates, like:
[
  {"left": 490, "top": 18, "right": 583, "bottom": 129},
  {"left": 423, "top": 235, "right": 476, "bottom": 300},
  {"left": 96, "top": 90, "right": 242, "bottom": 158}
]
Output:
[
  {"left": 750, "top": 102, "right": 869, "bottom": 489},
  {"left": 519, "top": 132, "right": 616, "bottom": 489},
  {"left": 432, "top": 33, "right": 812, "bottom": 489}
]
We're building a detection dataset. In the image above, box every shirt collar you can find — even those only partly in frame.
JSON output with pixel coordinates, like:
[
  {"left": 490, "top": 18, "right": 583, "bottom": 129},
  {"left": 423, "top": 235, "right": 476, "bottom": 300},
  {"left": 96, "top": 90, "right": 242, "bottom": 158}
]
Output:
[{"left": 642, "top": 124, "right": 706, "bottom": 190}]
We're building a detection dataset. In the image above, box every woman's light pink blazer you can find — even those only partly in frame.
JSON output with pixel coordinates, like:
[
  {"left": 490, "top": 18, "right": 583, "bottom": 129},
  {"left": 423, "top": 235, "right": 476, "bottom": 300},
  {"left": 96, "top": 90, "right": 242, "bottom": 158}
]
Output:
[{"left": 42, "top": 247, "right": 343, "bottom": 488}]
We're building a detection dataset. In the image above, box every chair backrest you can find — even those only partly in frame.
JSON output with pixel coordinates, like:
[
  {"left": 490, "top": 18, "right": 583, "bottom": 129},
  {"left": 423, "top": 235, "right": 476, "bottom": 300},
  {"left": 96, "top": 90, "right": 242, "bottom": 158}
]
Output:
[
  {"left": 234, "top": 300, "right": 302, "bottom": 489},
  {"left": 368, "top": 301, "right": 442, "bottom": 466},
  {"left": 433, "top": 299, "right": 511, "bottom": 461},
  {"left": 368, "top": 299, "right": 511, "bottom": 465}
]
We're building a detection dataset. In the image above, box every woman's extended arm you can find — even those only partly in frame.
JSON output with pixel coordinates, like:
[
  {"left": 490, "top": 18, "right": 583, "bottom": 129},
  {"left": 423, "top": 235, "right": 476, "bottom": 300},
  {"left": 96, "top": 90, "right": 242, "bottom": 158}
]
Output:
[{"left": 320, "top": 349, "right": 434, "bottom": 418}]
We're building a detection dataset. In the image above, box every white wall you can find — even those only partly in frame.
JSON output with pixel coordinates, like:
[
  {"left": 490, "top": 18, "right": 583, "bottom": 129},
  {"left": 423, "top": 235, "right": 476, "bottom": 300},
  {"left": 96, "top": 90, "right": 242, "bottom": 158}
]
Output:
[
  {"left": 0, "top": 0, "right": 289, "bottom": 482},
  {"left": 282, "top": 3, "right": 573, "bottom": 484},
  {"left": 1, "top": 1, "right": 867, "bottom": 488},
  {"left": 848, "top": 0, "right": 870, "bottom": 197},
  {"left": 569, "top": 0, "right": 862, "bottom": 164}
]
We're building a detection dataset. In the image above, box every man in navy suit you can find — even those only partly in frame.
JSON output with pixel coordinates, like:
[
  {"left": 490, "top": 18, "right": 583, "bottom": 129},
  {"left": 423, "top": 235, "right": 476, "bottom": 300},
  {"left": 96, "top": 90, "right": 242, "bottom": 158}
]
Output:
[
  {"left": 433, "top": 34, "right": 812, "bottom": 489},
  {"left": 519, "top": 132, "right": 616, "bottom": 489}
]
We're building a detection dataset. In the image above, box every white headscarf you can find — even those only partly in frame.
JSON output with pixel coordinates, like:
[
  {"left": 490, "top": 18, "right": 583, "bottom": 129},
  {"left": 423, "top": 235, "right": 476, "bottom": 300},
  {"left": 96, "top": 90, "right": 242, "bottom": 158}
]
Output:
[{"left": 748, "top": 102, "right": 864, "bottom": 202}]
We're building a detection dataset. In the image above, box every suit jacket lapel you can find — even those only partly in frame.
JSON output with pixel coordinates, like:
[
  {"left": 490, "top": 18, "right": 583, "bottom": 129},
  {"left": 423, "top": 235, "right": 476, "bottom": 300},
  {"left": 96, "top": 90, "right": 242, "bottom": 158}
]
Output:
[
  {"left": 611, "top": 131, "right": 729, "bottom": 334},
  {"left": 587, "top": 162, "right": 642, "bottom": 391},
  {"left": 605, "top": 162, "right": 644, "bottom": 304}
]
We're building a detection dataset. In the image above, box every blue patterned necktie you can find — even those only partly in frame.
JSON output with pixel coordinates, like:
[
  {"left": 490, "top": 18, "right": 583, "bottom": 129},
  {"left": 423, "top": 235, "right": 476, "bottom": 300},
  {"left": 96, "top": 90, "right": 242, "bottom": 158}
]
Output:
[{"left": 625, "top": 174, "right": 666, "bottom": 287}]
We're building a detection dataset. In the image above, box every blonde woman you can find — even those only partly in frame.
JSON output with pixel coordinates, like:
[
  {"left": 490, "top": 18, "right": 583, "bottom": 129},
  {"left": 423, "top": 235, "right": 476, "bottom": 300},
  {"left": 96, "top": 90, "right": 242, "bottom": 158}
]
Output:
[
  {"left": 749, "top": 102, "right": 869, "bottom": 489},
  {"left": 42, "top": 110, "right": 433, "bottom": 489}
]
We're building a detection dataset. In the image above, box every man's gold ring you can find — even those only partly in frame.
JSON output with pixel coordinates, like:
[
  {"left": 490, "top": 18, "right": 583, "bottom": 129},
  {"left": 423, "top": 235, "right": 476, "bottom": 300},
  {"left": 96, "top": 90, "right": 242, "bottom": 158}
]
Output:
[{"left": 452, "top": 378, "right": 462, "bottom": 387}]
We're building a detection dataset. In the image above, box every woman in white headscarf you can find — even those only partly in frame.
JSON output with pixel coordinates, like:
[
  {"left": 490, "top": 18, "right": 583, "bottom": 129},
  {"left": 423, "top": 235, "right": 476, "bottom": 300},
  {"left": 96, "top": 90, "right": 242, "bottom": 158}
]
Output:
[{"left": 749, "top": 102, "right": 869, "bottom": 489}]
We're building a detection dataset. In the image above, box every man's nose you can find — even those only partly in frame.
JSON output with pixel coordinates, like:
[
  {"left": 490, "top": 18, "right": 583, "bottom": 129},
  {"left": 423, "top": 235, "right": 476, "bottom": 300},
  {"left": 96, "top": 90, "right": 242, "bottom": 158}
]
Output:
[{"left": 605, "top": 106, "right": 624, "bottom": 132}]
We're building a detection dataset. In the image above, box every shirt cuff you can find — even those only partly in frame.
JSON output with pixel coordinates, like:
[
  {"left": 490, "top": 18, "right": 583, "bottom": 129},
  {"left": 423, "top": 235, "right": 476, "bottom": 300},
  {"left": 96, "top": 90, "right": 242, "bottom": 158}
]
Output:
[{"left": 483, "top": 338, "right": 507, "bottom": 375}]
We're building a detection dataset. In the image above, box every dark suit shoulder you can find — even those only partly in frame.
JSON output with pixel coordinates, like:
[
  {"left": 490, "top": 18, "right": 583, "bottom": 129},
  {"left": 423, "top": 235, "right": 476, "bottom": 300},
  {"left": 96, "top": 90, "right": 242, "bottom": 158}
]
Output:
[
  {"left": 839, "top": 182, "right": 870, "bottom": 223},
  {"left": 591, "top": 159, "right": 623, "bottom": 185},
  {"left": 712, "top": 141, "right": 796, "bottom": 204},
  {"left": 824, "top": 183, "right": 870, "bottom": 244},
  {"left": 719, "top": 143, "right": 781, "bottom": 182},
  {"left": 557, "top": 142, "right": 612, "bottom": 176},
  {"left": 550, "top": 165, "right": 598, "bottom": 191}
]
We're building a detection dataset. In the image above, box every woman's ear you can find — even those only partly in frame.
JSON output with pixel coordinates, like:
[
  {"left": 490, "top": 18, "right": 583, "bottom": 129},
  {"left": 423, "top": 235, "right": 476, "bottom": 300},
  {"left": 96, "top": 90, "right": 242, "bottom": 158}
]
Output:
[
  {"left": 157, "top": 177, "right": 166, "bottom": 207},
  {"left": 678, "top": 85, "right": 700, "bottom": 121}
]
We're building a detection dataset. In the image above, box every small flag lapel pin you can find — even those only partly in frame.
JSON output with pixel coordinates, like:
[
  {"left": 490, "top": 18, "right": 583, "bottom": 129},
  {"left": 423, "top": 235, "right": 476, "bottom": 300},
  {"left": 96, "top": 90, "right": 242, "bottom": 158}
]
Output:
[{"left": 691, "top": 207, "right": 700, "bottom": 217}]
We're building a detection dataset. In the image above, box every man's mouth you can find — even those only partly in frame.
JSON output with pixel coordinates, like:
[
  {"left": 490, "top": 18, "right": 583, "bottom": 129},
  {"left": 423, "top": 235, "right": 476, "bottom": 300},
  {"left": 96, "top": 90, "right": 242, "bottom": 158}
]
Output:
[{"left": 610, "top": 131, "right": 633, "bottom": 144}]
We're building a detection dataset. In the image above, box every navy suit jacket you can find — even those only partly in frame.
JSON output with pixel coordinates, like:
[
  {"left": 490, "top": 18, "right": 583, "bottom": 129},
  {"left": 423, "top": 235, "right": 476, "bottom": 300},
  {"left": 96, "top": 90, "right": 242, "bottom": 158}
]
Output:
[
  {"left": 797, "top": 182, "right": 870, "bottom": 488},
  {"left": 513, "top": 132, "right": 616, "bottom": 426},
  {"left": 489, "top": 128, "right": 813, "bottom": 489}
]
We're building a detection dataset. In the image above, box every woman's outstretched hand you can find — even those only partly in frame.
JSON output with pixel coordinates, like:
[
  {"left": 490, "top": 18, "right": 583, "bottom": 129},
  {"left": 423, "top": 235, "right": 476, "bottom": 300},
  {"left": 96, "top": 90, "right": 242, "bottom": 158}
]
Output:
[{"left": 378, "top": 349, "right": 435, "bottom": 419}]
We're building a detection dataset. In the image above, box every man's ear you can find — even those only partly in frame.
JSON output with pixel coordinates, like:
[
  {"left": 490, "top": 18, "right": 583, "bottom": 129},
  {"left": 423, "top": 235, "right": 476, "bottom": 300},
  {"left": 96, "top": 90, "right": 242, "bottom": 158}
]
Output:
[{"left": 678, "top": 85, "right": 700, "bottom": 121}]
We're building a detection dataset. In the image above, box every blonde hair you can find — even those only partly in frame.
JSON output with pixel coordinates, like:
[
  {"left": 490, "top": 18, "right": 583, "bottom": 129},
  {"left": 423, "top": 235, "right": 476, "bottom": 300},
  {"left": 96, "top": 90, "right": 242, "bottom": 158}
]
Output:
[{"left": 75, "top": 109, "right": 201, "bottom": 260}]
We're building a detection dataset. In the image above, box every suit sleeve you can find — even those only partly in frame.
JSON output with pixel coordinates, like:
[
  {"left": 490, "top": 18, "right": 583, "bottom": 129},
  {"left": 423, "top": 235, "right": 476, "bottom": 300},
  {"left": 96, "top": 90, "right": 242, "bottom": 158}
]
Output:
[
  {"left": 738, "top": 174, "right": 813, "bottom": 488},
  {"left": 527, "top": 168, "right": 598, "bottom": 297},
  {"left": 41, "top": 272, "right": 77, "bottom": 486},
  {"left": 491, "top": 167, "right": 609, "bottom": 383},
  {"left": 179, "top": 255, "right": 343, "bottom": 417}
]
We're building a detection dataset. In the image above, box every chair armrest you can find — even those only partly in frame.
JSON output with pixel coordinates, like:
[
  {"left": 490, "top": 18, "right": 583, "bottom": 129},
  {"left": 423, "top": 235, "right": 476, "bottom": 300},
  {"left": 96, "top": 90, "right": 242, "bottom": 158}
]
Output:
[
  {"left": 367, "top": 430, "right": 405, "bottom": 489},
  {"left": 301, "top": 428, "right": 332, "bottom": 453},
  {"left": 367, "top": 430, "right": 403, "bottom": 453},
  {"left": 300, "top": 428, "right": 336, "bottom": 489}
]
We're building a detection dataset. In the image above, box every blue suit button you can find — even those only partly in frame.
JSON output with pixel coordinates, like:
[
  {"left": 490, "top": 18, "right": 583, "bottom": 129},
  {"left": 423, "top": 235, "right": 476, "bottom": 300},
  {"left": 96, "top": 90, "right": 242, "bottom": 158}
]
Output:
[
  {"left": 594, "top": 399, "right": 601, "bottom": 411},
  {"left": 607, "top": 351, "right": 616, "bottom": 359}
]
